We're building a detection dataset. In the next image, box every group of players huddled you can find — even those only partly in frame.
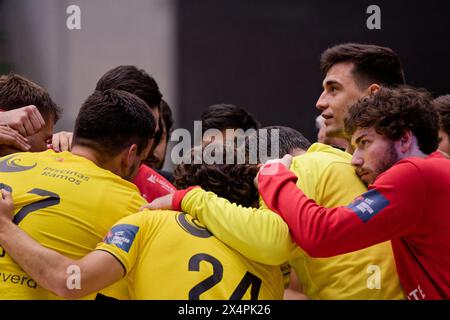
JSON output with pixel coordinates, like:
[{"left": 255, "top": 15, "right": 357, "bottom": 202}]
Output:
[{"left": 0, "top": 43, "right": 449, "bottom": 300}]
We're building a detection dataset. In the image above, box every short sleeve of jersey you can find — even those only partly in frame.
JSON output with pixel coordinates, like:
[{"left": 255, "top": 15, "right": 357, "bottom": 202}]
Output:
[{"left": 95, "top": 213, "right": 144, "bottom": 274}]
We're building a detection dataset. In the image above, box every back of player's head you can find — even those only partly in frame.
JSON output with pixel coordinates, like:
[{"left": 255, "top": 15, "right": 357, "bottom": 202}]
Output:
[
  {"left": 95, "top": 65, "right": 162, "bottom": 110},
  {"left": 320, "top": 43, "right": 405, "bottom": 89},
  {"left": 345, "top": 86, "right": 439, "bottom": 154},
  {"left": 173, "top": 143, "right": 259, "bottom": 208},
  {"left": 201, "top": 104, "right": 261, "bottom": 133},
  {"left": 73, "top": 89, "right": 156, "bottom": 156},
  {"left": 259, "top": 126, "right": 311, "bottom": 158},
  {"left": 433, "top": 94, "right": 450, "bottom": 137},
  {"left": 0, "top": 73, "right": 62, "bottom": 123}
]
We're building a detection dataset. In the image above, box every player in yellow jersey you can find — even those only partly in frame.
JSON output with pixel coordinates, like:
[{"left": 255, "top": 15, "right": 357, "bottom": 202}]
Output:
[
  {"left": 0, "top": 89, "right": 156, "bottom": 299},
  {"left": 147, "top": 127, "right": 404, "bottom": 299},
  {"left": 0, "top": 144, "right": 284, "bottom": 300}
]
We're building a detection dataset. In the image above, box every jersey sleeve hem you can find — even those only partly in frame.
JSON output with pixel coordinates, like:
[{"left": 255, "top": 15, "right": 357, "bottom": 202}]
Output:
[{"left": 95, "top": 248, "right": 128, "bottom": 276}]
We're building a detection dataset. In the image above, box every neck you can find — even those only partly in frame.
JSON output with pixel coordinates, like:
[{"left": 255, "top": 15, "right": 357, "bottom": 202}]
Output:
[
  {"left": 400, "top": 147, "right": 427, "bottom": 160},
  {"left": 398, "top": 136, "right": 428, "bottom": 160},
  {"left": 71, "top": 145, "right": 119, "bottom": 175}
]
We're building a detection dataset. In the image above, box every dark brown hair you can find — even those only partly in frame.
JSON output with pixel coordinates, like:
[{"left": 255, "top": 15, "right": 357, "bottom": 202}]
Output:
[
  {"left": 173, "top": 143, "right": 259, "bottom": 208},
  {"left": 95, "top": 65, "right": 163, "bottom": 146},
  {"left": 433, "top": 95, "right": 450, "bottom": 137},
  {"left": 95, "top": 65, "right": 162, "bottom": 110},
  {"left": 0, "top": 73, "right": 62, "bottom": 122},
  {"left": 320, "top": 43, "right": 405, "bottom": 88},
  {"left": 73, "top": 89, "right": 156, "bottom": 156},
  {"left": 344, "top": 86, "right": 439, "bottom": 154},
  {"left": 201, "top": 104, "right": 260, "bottom": 133}
]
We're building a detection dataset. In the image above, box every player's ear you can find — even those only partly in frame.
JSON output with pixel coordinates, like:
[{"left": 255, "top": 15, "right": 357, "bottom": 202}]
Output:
[
  {"left": 399, "top": 130, "right": 413, "bottom": 154},
  {"left": 123, "top": 144, "right": 138, "bottom": 170},
  {"left": 366, "top": 83, "right": 380, "bottom": 95}
]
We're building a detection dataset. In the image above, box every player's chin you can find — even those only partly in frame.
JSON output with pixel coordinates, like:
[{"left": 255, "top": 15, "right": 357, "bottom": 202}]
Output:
[
  {"left": 325, "top": 125, "right": 342, "bottom": 139},
  {"left": 360, "top": 172, "right": 376, "bottom": 186}
]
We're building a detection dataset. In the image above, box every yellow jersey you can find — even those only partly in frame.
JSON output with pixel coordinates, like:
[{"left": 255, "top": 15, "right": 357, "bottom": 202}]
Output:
[
  {"left": 0, "top": 150, "right": 146, "bottom": 299},
  {"left": 96, "top": 210, "right": 284, "bottom": 300},
  {"left": 288, "top": 143, "right": 403, "bottom": 299},
  {"left": 180, "top": 143, "right": 404, "bottom": 299}
]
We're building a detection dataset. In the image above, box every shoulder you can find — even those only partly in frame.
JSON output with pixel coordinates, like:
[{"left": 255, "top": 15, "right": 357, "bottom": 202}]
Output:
[
  {"left": 294, "top": 143, "right": 352, "bottom": 168},
  {"left": 292, "top": 144, "right": 354, "bottom": 180},
  {"left": 374, "top": 158, "right": 426, "bottom": 188}
]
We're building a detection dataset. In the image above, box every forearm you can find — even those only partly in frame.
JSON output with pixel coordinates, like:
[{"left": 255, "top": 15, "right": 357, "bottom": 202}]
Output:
[
  {"left": 180, "top": 188, "right": 293, "bottom": 265},
  {"left": 258, "top": 164, "right": 394, "bottom": 257},
  {"left": 0, "top": 219, "right": 84, "bottom": 298}
]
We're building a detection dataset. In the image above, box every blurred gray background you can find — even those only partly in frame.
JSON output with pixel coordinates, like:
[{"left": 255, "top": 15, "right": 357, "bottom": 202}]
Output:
[
  {"left": 1, "top": 0, "right": 450, "bottom": 167},
  {"left": 0, "top": 0, "right": 176, "bottom": 133}
]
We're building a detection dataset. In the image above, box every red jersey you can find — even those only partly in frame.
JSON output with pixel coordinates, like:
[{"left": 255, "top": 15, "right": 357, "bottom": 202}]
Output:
[
  {"left": 133, "top": 164, "right": 176, "bottom": 202},
  {"left": 258, "top": 152, "right": 450, "bottom": 300}
]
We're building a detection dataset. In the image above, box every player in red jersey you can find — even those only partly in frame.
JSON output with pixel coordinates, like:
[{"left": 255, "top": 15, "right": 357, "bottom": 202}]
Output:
[{"left": 257, "top": 86, "right": 450, "bottom": 300}]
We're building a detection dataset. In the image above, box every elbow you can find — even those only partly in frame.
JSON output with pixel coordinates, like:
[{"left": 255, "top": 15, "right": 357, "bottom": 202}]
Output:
[
  {"left": 260, "top": 247, "right": 291, "bottom": 266},
  {"left": 250, "top": 239, "right": 292, "bottom": 265},
  {"left": 294, "top": 236, "right": 332, "bottom": 258},
  {"left": 49, "top": 270, "right": 86, "bottom": 300},
  {"left": 53, "top": 284, "right": 86, "bottom": 300},
  {"left": 251, "top": 251, "right": 289, "bottom": 266}
]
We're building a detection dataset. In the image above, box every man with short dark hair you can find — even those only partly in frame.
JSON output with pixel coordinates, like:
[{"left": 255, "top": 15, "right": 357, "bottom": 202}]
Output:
[
  {"left": 0, "top": 73, "right": 61, "bottom": 153},
  {"left": 0, "top": 89, "right": 155, "bottom": 299},
  {"left": 97, "top": 66, "right": 177, "bottom": 203},
  {"left": 316, "top": 43, "right": 405, "bottom": 148},
  {"left": 51, "top": 66, "right": 177, "bottom": 203},
  {"left": 432, "top": 94, "right": 450, "bottom": 155},
  {"left": 94, "top": 65, "right": 163, "bottom": 156},
  {"left": 257, "top": 86, "right": 450, "bottom": 299}
]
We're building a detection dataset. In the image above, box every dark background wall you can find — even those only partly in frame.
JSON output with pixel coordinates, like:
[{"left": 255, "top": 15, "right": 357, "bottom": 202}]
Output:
[{"left": 177, "top": 0, "right": 450, "bottom": 142}]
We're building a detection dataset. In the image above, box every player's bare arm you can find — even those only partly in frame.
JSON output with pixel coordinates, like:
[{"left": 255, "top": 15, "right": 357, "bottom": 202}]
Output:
[{"left": 0, "top": 189, "right": 124, "bottom": 299}]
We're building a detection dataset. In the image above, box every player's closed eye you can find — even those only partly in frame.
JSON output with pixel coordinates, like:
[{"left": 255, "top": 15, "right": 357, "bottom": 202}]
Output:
[
  {"left": 358, "top": 140, "right": 369, "bottom": 148},
  {"left": 328, "top": 86, "right": 337, "bottom": 93}
]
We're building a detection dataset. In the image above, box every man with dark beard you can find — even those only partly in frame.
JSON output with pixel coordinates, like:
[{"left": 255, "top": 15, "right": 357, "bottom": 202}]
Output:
[{"left": 256, "top": 86, "right": 450, "bottom": 300}]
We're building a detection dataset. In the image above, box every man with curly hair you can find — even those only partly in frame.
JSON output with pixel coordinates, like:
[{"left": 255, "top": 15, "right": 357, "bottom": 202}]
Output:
[{"left": 257, "top": 86, "right": 450, "bottom": 300}]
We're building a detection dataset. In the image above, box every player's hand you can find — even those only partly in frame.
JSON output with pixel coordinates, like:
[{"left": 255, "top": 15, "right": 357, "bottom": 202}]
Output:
[
  {"left": 0, "top": 105, "right": 45, "bottom": 137},
  {"left": 0, "top": 189, "right": 14, "bottom": 223},
  {"left": 141, "top": 194, "right": 174, "bottom": 211},
  {"left": 51, "top": 131, "right": 73, "bottom": 152},
  {"left": 0, "top": 125, "right": 31, "bottom": 154},
  {"left": 254, "top": 154, "right": 293, "bottom": 188}
]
